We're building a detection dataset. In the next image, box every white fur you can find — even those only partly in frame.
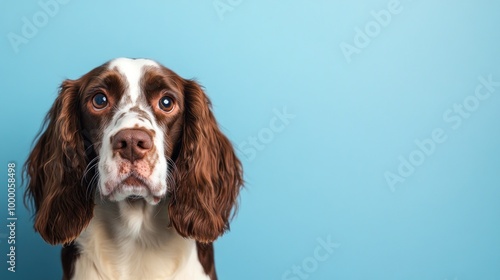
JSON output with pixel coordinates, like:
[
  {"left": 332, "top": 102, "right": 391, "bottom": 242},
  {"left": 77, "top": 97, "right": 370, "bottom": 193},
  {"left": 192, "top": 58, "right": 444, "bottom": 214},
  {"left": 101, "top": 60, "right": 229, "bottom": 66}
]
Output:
[{"left": 73, "top": 200, "right": 210, "bottom": 280}]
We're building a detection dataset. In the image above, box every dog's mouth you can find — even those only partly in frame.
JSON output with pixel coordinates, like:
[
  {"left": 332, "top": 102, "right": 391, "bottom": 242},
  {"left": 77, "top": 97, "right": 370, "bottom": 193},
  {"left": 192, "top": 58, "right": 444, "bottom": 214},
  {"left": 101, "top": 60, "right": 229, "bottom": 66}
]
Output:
[
  {"left": 105, "top": 175, "right": 163, "bottom": 205},
  {"left": 119, "top": 175, "right": 150, "bottom": 194},
  {"left": 122, "top": 175, "right": 147, "bottom": 187}
]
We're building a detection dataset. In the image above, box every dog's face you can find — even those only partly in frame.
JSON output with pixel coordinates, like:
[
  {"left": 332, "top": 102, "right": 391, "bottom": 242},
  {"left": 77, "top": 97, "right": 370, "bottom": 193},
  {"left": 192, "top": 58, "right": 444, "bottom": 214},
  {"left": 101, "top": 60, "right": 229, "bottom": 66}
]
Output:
[
  {"left": 25, "top": 58, "right": 243, "bottom": 245},
  {"left": 79, "top": 58, "right": 185, "bottom": 205}
]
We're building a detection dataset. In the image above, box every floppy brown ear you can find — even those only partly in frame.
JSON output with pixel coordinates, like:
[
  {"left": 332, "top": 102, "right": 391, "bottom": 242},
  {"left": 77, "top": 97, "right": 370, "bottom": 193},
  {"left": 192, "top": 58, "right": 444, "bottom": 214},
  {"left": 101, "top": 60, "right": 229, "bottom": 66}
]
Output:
[
  {"left": 24, "top": 79, "right": 94, "bottom": 245},
  {"left": 169, "top": 80, "right": 243, "bottom": 243}
]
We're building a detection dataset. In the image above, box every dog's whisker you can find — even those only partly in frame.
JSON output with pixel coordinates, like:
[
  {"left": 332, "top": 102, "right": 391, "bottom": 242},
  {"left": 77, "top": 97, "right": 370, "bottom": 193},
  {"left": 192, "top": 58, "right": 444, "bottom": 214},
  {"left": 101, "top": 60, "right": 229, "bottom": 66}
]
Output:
[{"left": 86, "top": 173, "right": 99, "bottom": 200}]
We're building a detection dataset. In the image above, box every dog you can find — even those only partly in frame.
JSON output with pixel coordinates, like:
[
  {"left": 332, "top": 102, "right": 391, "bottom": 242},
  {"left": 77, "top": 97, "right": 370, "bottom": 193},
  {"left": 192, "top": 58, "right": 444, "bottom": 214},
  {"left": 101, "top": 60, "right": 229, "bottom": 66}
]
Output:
[{"left": 24, "top": 58, "right": 243, "bottom": 280}]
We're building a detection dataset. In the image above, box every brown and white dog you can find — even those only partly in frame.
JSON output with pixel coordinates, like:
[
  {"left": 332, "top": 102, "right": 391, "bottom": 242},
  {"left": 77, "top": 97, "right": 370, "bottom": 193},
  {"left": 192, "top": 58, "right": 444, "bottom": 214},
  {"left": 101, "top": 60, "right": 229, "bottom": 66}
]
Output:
[{"left": 24, "top": 58, "right": 243, "bottom": 280}]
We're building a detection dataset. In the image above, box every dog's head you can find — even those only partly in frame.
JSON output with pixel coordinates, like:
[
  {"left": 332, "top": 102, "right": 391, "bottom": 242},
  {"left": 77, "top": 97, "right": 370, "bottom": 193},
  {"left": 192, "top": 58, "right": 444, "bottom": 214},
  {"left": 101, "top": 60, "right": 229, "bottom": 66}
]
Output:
[{"left": 24, "top": 58, "right": 243, "bottom": 244}]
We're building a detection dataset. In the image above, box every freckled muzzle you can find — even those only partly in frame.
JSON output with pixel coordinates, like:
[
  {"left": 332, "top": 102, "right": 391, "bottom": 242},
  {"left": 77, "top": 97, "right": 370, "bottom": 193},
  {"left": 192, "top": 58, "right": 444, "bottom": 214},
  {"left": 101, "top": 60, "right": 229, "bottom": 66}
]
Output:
[{"left": 100, "top": 125, "right": 167, "bottom": 205}]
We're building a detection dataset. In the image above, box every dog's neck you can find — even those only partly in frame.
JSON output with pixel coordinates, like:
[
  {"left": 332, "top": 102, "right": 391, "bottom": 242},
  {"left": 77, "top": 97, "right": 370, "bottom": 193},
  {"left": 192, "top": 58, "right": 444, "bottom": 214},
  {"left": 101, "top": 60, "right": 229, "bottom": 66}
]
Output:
[
  {"left": 68, "top": 199, "right": 212, "bottom": 280},
  {"left": 94, "top": 198, "right": 171, "bottom": 242}
]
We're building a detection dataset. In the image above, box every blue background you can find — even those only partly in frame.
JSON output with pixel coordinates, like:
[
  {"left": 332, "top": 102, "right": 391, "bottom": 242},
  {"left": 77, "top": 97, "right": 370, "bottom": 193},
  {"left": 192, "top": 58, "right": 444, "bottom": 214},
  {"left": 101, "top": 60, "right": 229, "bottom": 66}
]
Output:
[{"left": 1, "top": 0, "right": 500, "bottom": 279}]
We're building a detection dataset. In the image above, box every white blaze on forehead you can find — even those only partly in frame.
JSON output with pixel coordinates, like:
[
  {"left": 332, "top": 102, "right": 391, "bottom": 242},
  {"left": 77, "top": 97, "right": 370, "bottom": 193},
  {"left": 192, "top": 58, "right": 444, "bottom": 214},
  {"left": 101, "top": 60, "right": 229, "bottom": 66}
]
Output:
[{"left": 108, "top": 58, "right": 160, "bottom": 103}]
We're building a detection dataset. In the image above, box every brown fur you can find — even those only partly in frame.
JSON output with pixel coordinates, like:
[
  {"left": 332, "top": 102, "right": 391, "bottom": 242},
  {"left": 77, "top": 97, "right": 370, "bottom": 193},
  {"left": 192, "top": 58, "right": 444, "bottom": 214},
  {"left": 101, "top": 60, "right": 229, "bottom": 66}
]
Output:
[
  {"left": 168, "top": 79, "right": 243, "bottom": 243},
  {"left": 61, "top": 243, "right": 80, "bottom": 280},
  {"left": 197, "top": 242, "right": 218, "bottom": 280},
  {"left": 24, "top": 78, "right": 95, "bottom": 245}
]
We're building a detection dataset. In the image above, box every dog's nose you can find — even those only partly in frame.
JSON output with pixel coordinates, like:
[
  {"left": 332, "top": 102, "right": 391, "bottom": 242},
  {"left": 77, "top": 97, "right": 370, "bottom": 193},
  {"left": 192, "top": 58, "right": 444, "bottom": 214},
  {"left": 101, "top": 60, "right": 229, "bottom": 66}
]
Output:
[{"left": 112, "top": 129, "right": 153, "bottom": 162}]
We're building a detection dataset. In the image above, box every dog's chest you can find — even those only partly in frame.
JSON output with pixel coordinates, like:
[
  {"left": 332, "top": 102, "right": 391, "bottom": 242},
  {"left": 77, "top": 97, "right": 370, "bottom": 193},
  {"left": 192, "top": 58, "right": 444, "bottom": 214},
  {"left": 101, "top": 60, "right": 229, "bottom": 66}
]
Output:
[{"left": 70, "top": 203, "right": 211, "bottom": 280}]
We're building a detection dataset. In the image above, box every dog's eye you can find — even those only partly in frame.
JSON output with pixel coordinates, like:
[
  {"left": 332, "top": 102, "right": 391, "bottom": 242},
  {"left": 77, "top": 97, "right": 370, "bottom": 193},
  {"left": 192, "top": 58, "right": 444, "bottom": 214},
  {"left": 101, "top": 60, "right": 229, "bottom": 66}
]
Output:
[
  {"left": 92, "top": 93, "right": 108, "bottom": 110},
  {"left": 159, "top": 96, "right": 174, "bottom": 112}
]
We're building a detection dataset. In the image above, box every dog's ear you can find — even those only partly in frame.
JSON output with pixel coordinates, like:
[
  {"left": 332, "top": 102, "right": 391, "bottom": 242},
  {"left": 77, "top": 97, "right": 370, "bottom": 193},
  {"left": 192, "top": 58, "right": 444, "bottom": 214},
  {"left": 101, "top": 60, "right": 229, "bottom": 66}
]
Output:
[
  {"left": 24, "top": 79, "right": 94, "bottom": 245},
  {"left": 168, "top": 80, "right": 243, "bottom": 243}
]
